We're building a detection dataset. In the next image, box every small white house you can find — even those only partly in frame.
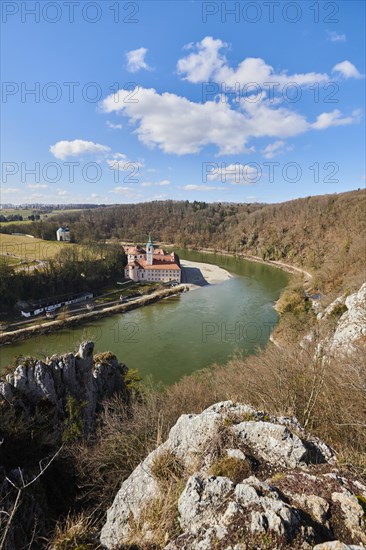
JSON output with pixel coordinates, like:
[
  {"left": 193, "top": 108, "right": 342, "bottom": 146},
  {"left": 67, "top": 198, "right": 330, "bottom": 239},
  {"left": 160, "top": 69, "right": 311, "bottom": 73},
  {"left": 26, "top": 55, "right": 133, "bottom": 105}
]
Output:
[{"left": 56, "top": 227, "right": 70, "bottom": 241}]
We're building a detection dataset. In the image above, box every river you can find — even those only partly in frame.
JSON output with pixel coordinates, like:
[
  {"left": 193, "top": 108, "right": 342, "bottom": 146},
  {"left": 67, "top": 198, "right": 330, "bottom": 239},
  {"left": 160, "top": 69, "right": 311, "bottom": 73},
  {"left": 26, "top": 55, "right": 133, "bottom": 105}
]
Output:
[{"left": 0, "top": 250, "right": 289, "bottom": 385}]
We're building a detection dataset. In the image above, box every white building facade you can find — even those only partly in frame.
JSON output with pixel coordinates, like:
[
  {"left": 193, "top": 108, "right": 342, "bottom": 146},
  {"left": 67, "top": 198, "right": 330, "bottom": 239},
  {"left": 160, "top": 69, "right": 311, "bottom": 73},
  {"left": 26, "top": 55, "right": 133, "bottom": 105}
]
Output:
[
  {"left": 56, "top": 227, "right": 71, "bottom": 241},
  {"left": 124, "top": 235, "right": 181, "bottom": 284}
]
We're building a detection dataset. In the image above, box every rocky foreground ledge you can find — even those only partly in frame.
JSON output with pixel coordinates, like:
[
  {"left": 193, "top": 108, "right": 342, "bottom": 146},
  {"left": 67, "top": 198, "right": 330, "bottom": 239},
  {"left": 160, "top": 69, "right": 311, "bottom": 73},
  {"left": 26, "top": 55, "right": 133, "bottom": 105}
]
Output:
[{"left": 101, "top": 401, "right": 366, "bottom": 550}]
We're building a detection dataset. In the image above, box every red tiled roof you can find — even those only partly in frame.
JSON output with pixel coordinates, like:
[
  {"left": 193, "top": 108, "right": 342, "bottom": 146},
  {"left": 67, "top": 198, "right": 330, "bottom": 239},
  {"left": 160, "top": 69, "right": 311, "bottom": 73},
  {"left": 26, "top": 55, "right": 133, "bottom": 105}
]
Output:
[
  {"left": 125, "top": 246, "right": 146, "bottom": 254},
  {"left": 135, "top": 258, "right": 180, "bottom": 271}
]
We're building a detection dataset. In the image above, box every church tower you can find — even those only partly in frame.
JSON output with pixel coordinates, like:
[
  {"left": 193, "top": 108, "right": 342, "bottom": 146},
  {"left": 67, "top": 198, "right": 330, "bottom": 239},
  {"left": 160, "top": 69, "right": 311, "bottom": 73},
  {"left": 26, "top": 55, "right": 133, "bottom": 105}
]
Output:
[{"left": 146, "top": 233, "right": 154, "bottom": 265}]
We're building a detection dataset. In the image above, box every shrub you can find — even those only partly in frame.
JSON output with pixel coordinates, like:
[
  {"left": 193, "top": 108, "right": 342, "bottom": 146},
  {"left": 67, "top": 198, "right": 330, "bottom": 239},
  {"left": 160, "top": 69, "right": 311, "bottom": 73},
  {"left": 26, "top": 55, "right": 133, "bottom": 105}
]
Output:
[
  {"left": 47, "top": 337, "right": 366, "bottom": 546},
  {"left": 127, "top": 482, "right": 184, "bottom": 547},
  {"left": 330, "top": 302, "right": 348, "bottom": 318},
  {"left": 277, "top": 285, "right": 309, "bottom": 315},
  {"left": 62, "top": 397, "right": 86, "bottom": 443},
  {"left": 208, "top": 456, "right": 252, "bottom": 484},
  {"left": 47, "top": 513, "right": 97, "bottom": 549},
  {"left": 93, "top": 351, "right": 116, "bottom": 365},
  {"left": 150, "top": 451, "right": 185, "bottom": 485},
  {"left": 124, "top": 368, "right": 143, "bottom": 396}
]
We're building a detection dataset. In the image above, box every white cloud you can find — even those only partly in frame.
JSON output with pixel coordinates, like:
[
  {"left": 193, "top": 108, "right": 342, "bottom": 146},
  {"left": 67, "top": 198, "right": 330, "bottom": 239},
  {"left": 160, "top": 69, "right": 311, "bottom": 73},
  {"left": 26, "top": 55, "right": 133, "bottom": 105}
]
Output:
[
  {"left": 206, "top": 163, "right": 258, "bottom": 184},
  {"left": 177, "top": 36, "right": 227, "bottom": 83},
  {"left": 327, "top": 30, "right": 346, "bottom": 42},
  {"left": 50, "top": 139, "right": 110, "bottom": 160},
  {"left": 111, "top": 186, "right": 130, "bottom": 193},
  {"left": 28, "top": 193, "right": 46, "bottom": 200},
  {"left": 332, "top": 60, "right": 362, "bottom": 79},
  {"left": 1, "top": 188, "right": 20, "bottom": 193},
  {"left": 101, "top": 85, "right": 360, "bottom": 156},
  {"left": 261, "top": 140, "right": 293, "bottom": 159},
  {"left": 27, "top": 183, "right": 48, "bottom": 189},
  {"left": 57, "top": 189, "right": 68, "bottom": 196},
  {"left": 126, "top": 47, "right": 152, "bottom": 73},
  {"left": 177, "top": 36, "right": 329, "bottom": 88},
  {"left": 106, "top": 121, "right": 123, "bottom": 130},
  {"left": 107, "top": 152, "right": 143, "bottom": 171},
  {"left": 110, "top": 187, "right": 142, "bottom": 199},
  {"left": 141, "top": 179, "right": 171, "bottom": 187},
  {"left": 101, "top": 86, "right": 315, "bottom": 155},
  {"left": 312, "top": 109, "right": 362, "bottom": 129},
  {"left": 182, "top": 184, "right": 223, "bottom": 191}
]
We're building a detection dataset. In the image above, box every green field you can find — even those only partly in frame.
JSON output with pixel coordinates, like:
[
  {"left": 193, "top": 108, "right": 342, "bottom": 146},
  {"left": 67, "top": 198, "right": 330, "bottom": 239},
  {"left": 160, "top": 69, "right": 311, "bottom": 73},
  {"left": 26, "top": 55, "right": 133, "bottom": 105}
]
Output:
[
  {"left": 45, "top": 208, "right": 84, "bottom": 217},
  {"left": 0, "top": 208, "right": 38, "bottom": 217},
  {"left": 0, "top": 208, "right": 84, "bottom": 227},
  {"left": 0, "top": 233, "right": 76, "bottom": 262},
  {"left": 0, "top": 219, "right": 33, "bottom": 227}
]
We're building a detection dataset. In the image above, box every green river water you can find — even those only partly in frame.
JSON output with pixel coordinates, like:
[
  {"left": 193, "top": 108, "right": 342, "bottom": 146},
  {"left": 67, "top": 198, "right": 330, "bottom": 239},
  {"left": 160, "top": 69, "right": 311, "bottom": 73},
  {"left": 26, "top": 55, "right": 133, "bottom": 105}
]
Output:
[{"left": 0, "top": 250, "right": 289, "bottom": 385}]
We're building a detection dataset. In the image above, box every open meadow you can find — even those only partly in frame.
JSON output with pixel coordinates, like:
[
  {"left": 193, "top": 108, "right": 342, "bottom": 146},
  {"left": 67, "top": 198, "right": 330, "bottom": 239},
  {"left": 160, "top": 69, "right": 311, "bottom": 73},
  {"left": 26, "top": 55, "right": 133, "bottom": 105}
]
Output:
[{"left": 0, "top": 233, "right": 75, "bottom": 264}]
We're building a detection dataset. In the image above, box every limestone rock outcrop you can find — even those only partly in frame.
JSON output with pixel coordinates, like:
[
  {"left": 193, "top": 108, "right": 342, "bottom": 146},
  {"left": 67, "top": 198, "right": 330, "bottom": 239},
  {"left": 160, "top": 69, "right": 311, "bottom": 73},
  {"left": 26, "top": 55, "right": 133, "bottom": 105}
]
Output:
[
  {"left": 100, "top": 401, "right": 366, "bottom": 549},
  {"left": 317, "top": 283, "right": 366, "bottom": 355},
  {"left": 330, "top": 283, "right": 366, "bottom": 353},
  {"left": 0, "top": 342, "right": 129, "bottom": 550},
  {"left": 0, "top": 341, "right": 128, "bottom": 434}
]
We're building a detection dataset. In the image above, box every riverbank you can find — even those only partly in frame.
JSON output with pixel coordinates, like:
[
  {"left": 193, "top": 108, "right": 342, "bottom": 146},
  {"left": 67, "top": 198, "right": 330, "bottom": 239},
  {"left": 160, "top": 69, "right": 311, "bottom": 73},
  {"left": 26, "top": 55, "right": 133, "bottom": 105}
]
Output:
[
  {"left": 0, "top": 254, "right": 287, "bottom": 380},
  {"left": 181, "top": 248, "right": 312, "bottom": 284},
  {"left": 0, "top": 260, "right": 233, "bottom": 346},
  {"left": 180, "top": 259, "right": 233, "bottom": 289},
  {"left": 0, "top": 285, "right": 189, "bottom": 346},
  {"left": 176, "top": 248, "right": 313, "bottom": 351}
]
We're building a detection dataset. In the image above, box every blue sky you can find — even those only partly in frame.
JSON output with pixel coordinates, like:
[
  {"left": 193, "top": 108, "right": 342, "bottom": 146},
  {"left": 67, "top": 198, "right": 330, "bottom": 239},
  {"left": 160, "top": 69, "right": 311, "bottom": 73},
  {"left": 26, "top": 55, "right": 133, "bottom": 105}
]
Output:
[{"left": 1, "top": 0, "right": 365, "bottom": 205}]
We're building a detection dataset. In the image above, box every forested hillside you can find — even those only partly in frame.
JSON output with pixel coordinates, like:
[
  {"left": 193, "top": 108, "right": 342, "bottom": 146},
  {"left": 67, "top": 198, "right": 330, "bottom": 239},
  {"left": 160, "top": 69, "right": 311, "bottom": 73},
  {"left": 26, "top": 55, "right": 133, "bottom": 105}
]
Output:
[{"left": 2, "top": 190, "right": 365, "bottom": 294}]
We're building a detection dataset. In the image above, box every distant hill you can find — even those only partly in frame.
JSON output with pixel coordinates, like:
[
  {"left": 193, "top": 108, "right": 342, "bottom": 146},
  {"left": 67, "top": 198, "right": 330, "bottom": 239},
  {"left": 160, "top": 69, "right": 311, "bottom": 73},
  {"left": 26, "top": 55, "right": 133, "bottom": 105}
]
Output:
[{"left": 2, "top": 189, "right": 365, "bottom": 294}]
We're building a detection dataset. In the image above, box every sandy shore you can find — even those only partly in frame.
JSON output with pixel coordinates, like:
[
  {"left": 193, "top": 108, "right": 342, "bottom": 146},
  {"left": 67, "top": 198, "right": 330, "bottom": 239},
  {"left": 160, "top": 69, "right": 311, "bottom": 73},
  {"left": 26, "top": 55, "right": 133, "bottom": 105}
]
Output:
[{"left": 180, "top": 260, "right": 232, "bottom": 290}]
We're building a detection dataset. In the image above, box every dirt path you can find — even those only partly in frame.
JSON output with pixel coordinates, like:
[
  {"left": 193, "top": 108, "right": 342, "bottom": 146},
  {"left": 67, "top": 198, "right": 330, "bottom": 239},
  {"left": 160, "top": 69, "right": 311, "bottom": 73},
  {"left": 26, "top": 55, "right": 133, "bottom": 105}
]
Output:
[{"left": 241, "top": 255, "right": 313, "bottom": 282}]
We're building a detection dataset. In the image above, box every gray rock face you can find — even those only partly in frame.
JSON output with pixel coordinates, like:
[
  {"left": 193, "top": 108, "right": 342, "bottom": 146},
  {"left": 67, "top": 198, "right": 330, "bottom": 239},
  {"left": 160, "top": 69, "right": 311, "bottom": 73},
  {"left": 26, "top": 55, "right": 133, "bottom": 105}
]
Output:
[
  {"left": 231, "top": 421, "right": 309, "bottom": 468},
  {"left": 316, "top": 283, "right": 366, "bottom": 355},
  {"left": 313, "top": 543, "right": 366, "bottom": 550},
  {"left": 0, "top": 341, "right": 128, "bottom": 434},
  {"left": 330, "top": 283, "right": 366, "bottom": 353},
  {"left": 100, "top": 401, "right": 366, "bottom": 549},
  {"left": 0, "top": 342, "right": 129, "bottom": 550}
]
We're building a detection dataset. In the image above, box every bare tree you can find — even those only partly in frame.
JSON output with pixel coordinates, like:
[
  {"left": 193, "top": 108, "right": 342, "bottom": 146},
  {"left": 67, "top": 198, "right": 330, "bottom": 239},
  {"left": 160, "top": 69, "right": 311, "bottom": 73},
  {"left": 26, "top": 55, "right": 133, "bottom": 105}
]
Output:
[{"left": 0, "top": 446, "right": 63, "bottom": 550}]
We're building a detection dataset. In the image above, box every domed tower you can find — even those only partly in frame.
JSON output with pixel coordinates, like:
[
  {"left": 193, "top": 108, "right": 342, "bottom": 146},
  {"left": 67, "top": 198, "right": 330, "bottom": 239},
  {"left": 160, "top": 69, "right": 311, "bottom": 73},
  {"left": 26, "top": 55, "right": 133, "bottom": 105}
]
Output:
[{"left": 146, "top": 233, "right": 154, "bottom": 265}]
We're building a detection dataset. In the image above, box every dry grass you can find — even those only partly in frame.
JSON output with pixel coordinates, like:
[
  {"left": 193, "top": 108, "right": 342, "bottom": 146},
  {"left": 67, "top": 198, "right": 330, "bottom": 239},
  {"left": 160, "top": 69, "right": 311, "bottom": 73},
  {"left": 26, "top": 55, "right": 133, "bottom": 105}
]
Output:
[
  {"left": 127, "top": 451, "right": 187, "bottom": 547},
  {"left": 47, "top": 513, "right": 99, "bottom": 549},
  {"left": 127, "top": 481, "right": 185, "bottom": 548},
  {"left": 70, "top": 338, "right": 366, "bottom": 536},
  {"left": 57, "top": 323, "right": 366, "bottom": 548},
  {"left": 71, "top": 385, "right": 168, "bottom": 517},
  {"left": 0, "top": 233, "right": 75, "bottom": 262},
  {"left": 150, "top": 450, "right": 185, "bottom": 485},
  {"left": 208, "top": 456, "right": 252, "bottom": 484}
]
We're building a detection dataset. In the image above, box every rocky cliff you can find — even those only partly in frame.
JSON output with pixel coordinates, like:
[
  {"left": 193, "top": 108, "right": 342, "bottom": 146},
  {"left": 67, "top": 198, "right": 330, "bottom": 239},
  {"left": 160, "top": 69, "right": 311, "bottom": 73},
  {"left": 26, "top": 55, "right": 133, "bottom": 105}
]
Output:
[
  {"left": 317, "top": 283, "right": 366, "bottom": 355},
  {"left": 301, "top": 282, "right": 366, "bottom": 358},
  {"left": 0, "top": 342, "right": 129, "bottom": 550},
  {"left": 101, "top": 401, "right": 366, "bottom": 550},
  {"left": 0, "top": 341, "right": 128, "bottom": 434}
]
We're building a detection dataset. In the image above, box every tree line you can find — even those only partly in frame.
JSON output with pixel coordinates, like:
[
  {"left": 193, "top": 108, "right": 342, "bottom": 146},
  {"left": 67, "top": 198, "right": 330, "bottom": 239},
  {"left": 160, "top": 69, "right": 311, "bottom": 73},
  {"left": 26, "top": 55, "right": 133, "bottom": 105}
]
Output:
[
  {"left": 2, "top": 189, "right": 365, "bottom": 296},
  {"left": 0, "top": 244, "right": 126, "bottom": 312}
]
